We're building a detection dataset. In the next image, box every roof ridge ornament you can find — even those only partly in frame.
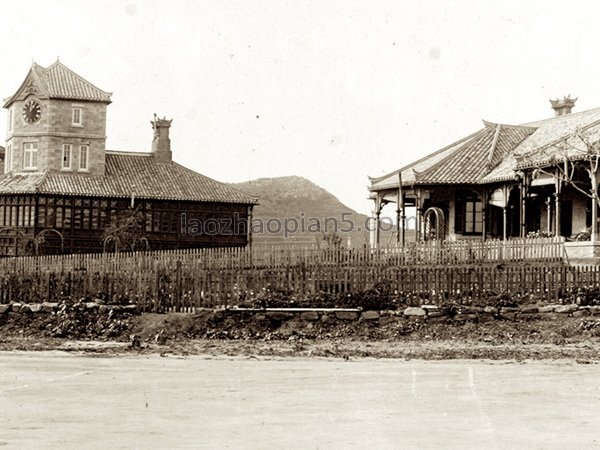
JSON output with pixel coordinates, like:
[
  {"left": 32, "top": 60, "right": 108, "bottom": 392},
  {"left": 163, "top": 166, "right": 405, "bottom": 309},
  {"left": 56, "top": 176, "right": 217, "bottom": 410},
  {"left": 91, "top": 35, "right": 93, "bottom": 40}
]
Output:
[{"left": 550, "top": 95, "right": 577, "bottom": 116}]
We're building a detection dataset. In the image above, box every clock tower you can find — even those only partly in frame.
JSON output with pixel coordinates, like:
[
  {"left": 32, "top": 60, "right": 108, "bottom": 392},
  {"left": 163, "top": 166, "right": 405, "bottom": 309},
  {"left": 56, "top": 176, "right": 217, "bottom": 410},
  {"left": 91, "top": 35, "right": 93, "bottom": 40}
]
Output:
[{"left": 3, "top": 61, "right": 112, "bottom": 176}]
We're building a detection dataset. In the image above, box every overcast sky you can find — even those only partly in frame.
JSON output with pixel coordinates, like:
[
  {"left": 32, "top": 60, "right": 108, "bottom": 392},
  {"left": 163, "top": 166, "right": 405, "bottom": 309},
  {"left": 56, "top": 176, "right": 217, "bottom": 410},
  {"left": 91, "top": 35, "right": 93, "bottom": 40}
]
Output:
[{"left": 2, "top": 1, "right": 600, "bottom": 215}]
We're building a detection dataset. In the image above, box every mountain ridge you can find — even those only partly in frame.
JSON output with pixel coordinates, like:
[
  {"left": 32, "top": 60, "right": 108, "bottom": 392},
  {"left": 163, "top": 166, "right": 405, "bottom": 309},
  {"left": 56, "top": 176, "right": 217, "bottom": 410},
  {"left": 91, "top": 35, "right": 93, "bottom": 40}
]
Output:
[{"left": 228, "top": 176, "right": 370, "bottom": 245}]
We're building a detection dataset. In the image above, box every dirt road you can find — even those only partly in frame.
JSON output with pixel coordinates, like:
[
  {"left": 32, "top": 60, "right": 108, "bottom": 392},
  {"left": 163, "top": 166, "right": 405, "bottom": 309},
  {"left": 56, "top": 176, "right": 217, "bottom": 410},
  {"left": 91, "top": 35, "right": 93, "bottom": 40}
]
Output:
[{"left": 1, "top": 352, "right": 599, "bottom": 449}]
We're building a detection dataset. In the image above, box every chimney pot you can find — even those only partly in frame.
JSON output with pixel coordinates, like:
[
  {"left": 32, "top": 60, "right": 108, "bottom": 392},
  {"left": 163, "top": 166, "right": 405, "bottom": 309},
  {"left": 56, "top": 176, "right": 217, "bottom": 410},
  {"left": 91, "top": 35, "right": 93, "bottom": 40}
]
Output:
[
  {"left": 151, "top": 116, "right": 173, "bottom": 163},
  {"left": 550, "top": 95, "right": 577, "bottom": 117}
]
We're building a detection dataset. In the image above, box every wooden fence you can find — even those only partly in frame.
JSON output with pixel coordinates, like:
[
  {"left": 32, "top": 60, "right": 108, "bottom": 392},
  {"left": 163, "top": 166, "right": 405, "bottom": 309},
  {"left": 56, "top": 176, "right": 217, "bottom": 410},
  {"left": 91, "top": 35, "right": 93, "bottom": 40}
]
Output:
[{"left": 0, "top": 236, "right": 586, "bottom": 312}]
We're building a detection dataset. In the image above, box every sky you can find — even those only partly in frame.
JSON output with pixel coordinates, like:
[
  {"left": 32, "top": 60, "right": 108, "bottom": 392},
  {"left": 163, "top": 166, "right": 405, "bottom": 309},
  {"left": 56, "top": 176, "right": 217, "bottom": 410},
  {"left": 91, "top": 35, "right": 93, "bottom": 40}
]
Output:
[{"left": 2, "top": 1, "right": 600, "bottom": 216}]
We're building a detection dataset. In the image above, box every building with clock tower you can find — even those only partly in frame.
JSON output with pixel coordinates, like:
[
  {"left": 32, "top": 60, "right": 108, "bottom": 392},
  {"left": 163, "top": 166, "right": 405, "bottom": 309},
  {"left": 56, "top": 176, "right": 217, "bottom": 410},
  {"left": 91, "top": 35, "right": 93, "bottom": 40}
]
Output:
[
  {"left": 0, "top": 61, "right": 256, "bottom": 255},
  {"left": 4, "top": 61, "right": 110, "bottom": 176}
]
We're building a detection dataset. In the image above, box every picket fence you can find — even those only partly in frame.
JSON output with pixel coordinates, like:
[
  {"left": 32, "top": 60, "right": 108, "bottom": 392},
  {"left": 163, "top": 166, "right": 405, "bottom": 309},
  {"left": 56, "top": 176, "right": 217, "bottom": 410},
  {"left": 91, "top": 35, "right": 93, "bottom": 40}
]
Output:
[{"left": 0, "top": 236, "right": 584, "bottom": 312}]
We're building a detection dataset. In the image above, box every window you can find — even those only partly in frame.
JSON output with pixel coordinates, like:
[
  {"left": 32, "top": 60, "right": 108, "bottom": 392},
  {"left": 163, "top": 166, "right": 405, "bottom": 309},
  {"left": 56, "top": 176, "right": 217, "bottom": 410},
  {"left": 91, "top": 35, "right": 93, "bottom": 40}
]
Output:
[
  {"left": 23, "top": 142, "right": 38, "bottom": 169},
  {"left": 464, "top": 196, "right": 483, "bottom": 234},
  {"left": 455, "top": 191, "right": 484, "bottom": 235},
  {"left": 7, "top": 108, "right": 12, "bottom": 132},
  {"left": 72, "top": 107, "right": 83, "bottom": 126},
  {"left": 79, "top": 145, "right": 89, "bottom": 170},
  {"left": 5, "top": 144, "right": 12, "bottom": 172},
  {"left": 62, "top": 144, "right": 72, "bottom": 170}
]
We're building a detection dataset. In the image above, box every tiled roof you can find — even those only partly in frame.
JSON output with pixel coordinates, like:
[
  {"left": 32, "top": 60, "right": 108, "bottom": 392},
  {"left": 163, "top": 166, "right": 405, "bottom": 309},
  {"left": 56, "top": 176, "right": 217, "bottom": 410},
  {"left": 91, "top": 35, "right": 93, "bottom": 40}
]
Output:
[
  {"left": 413, "top": 123, "right": 535, "bottom": 184},
  {"left": 514, "top": 107, "right": 600, "bottom": 169},
  {"left": 369, "top": 129, "right": 482, "bottom": 191},
  {"left": 0, "top": 152, "right": 258, "bottom": 204},
  {"left": 370, "top": 122, "right": 534, "bottom": 190},
  {"left": 4, "top": 61, "right": 112, "bottom": 106},
  {"left": 370, "top": 106, "right": 600, "bottom": 191}
]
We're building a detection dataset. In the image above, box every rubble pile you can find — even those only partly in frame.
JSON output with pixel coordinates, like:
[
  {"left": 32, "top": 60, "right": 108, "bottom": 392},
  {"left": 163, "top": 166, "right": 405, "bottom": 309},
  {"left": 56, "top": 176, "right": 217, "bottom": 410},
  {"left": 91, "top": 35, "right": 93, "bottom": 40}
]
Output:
[{"left": 0, "top": 298, "right": 139, "bottom": 340}]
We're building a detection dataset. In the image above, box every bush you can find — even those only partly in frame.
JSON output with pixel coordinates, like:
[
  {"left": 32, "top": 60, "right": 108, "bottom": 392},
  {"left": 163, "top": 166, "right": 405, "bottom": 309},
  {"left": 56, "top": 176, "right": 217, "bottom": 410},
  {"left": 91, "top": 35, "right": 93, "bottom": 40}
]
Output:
[{"left": 572, "top": 287, "right": 600, "bottom": 306}]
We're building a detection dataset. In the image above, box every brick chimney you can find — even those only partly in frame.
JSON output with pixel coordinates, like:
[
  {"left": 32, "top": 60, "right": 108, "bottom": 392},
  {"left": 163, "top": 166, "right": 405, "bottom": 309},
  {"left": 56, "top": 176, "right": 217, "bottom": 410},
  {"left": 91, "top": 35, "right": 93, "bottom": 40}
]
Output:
[
  {"left": 151, "top": 114, "right": 173, "bottom": 163},
  {"left": 550, "top": 96, "right": 577, "bottom": 117}
]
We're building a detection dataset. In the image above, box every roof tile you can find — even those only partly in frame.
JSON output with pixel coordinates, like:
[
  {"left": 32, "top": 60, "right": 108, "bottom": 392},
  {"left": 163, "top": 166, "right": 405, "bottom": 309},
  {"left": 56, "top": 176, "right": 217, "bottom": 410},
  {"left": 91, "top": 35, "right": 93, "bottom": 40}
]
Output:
[{"left": 0, "top": 152, "right": 258, "bottom": 204}]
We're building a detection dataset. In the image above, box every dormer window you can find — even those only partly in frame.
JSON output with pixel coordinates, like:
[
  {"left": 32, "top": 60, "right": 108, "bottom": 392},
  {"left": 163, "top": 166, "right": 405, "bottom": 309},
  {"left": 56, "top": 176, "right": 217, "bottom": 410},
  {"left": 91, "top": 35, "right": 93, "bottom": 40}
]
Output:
[
  {"left": 79, "top": 145, "right": 89, "bottom": 171},
  {"left": 23, "top": 142, "right": 38, "bottom": 170},
  {"left": 72, "top": 106, "right": 83, "bottom": 126},
  {"left": 62, "top": 144, "right": 72, "bottom": 170}
]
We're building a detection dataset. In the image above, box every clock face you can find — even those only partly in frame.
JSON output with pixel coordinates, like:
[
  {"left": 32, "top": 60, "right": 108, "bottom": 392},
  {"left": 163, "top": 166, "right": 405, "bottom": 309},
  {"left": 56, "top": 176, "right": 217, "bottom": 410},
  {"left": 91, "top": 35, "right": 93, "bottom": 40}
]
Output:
[{"left": 22, "top": 99, "right": 41, "bottom": 124}]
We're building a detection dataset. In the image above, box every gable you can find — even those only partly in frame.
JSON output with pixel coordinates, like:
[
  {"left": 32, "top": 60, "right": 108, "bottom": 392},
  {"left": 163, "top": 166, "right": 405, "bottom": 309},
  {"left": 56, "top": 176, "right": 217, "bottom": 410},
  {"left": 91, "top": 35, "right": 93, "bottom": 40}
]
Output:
[
  {"left": 4, "top": 61, "right": 111, "bottom": 108},
  {"left": 3, "top": 66, "right": 50, "bottom": 107}
]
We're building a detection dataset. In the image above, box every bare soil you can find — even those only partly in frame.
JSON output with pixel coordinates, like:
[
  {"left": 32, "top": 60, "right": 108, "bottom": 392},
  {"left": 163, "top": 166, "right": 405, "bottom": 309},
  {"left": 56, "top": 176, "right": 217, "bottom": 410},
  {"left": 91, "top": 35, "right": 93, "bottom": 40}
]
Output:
[{"left": 1, "top": 309, "right": 600, "bottom": 360}]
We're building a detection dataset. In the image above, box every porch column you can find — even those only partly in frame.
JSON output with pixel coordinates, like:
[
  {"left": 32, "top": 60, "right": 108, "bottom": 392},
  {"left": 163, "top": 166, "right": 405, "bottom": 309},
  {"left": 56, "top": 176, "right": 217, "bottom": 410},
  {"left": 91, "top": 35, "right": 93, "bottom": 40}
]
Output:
[
  {"left": 502, "top": 185, "right": 508, "bottom": 241},
  {"left": 248, "top": 206, "right": 253, "bottom": 249},
  {"left": 592, "top": 188, "right": 598, "bottom": 243},
  {"left": 370, "top": 193, "right": 383, "bottom": 249},
  {"left": 375, "top": 209, "right": 381, "bottom": 248},
  {"left": 520, "top": 174, "right": 529, "bottom": 238},
  {"left": 481, "top": 188, "right": 487, "bottom": 241},
  {"left": 396, "top": 171, "right": 404, "bottom": 246},
  {"left": 546, "top": 196, "right": 552, "bottom": 234},
  {"left": 554, "top": 176, "right": 561, "bottom": 237},
  {"left": 502, "top": 206, "right": 507, "bottom": 241},
  {"left": 401, "top": 209, "right": 406, "bottom": 246},
  {"left": 415, "top": 188, "right": 423, "bottom": 241},
  {"left": 590, "top": 164, "right": 599, "bottom": 242}
]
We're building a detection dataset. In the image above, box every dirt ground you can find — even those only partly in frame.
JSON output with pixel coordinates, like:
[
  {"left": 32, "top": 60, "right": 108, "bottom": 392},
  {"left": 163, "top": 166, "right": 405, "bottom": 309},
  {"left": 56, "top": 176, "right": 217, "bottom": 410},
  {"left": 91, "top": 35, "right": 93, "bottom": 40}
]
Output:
[
  {"left": 2, "top": 309, "right": 600, "bottom": 360},
  {"left": 1, "top": 352, "right": 599, "bottom": 449}
]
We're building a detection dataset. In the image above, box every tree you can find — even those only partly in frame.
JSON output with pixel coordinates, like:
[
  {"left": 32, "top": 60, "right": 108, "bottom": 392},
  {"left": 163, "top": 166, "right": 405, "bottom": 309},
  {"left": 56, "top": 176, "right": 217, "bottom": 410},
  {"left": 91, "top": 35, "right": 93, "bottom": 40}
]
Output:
[
  {"left": 102, "top": 207, "right": 149, "bottom": 252},
  {"left": 528, "top": 126, "right": 600, "bottom": 241},
  {"left": 318, "top": 231, "right": 343, "bottom": 249}
]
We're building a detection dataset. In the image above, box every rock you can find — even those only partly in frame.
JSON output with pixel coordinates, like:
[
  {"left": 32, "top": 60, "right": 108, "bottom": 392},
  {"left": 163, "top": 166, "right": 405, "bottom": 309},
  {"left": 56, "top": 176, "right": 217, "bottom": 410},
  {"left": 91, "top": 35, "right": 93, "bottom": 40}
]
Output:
[
  {"left": 555, "top": 304, "right": 578, "bottom": 314},
  {"left": 483, "top": 306, "right": 497, "bottom": 314},
  {"left": 500, "top": 312, "right": 517, "bottom": 320},
  {"left": 453, "top": 313, "right": 477, "bottom": 321},
  {"left": 29, "top": 303, "right": 42, "bottom": 313},
  {"left": 266, "top": 312, "right": 294, "bottom": 321},
  {"left": 428, "top": 315, "right": 449, "bottom": 322},
  {"left": 519, "top": 304, "right": 539, "bottom": 313},
  {"left": 85, "top": 302, "right": 100, "bottom": 309},
  {"left": 41, "top": 302, "right": 58, "bottom": 313},
  {"left": 361, "top": 311, "right": 380, "bottom": 320},
  {"left": 0, "top": 304, "right": 9, "bottom": 314},
  {"left": 544, "top": 312, "right": 562, "bottom": 321},
  {"left": 539, "top": 305, "right": 558, "bottom": 313},
  {"left": 335, "top": 311, "right": 359, "bottom": 321},
  {"left": 500, "top": 307, "right": 519, "bottom": 314},
  {"left": 588, "top": 306, "right": 600, "bottom": 315},
  {"left": 573, "top": 309, "right": 591, "bottom": 317},
  {"left": 426, "top": 310, "right": 444, "bottom": 318},
  {"left": 300, "top": 311, "right": 319, "bottom": 321},
  {"left": 320, "top": 314, "right": 333, "bottom": 324},
  {"left": 462, "top": 306, "right": 484, "bottom": 313},
  {"left": 378, "top": 315, "right": 397, "bottom": 326},
  {"left": 421, "top": 305, "right": 439, "bottom": 310},
  {"left": 11, "top": 303, "right": 22, "bottom": 312},
  {"left": 130, "top": 334, "right": 141, "bottom": 349},
  {"left": 403, "top": 307, "right": 426, "bottom": 317},
  {"left": 99, "top": 305, "right": 110, "bottom": 313},
  {"left": 19, "top": 304, "right": 32, "bottom": 313},
  {"left": 123, "top": 305, "right": 138, "bottom": 314}
]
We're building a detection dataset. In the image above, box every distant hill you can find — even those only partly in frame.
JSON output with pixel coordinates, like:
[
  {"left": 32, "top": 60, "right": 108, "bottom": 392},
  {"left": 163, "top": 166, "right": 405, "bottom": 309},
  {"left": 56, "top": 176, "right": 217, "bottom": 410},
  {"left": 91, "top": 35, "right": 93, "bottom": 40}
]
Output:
[{"left": 229, "top": 176, "right": 411, "bottom": 246}]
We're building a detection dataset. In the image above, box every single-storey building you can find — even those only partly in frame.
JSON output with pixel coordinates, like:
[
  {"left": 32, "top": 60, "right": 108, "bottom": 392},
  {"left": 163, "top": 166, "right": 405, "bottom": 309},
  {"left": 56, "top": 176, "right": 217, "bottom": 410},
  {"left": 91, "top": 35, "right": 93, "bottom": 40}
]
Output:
[{"left": 369, "top": 96, "right": 600, "bottom": 247}]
